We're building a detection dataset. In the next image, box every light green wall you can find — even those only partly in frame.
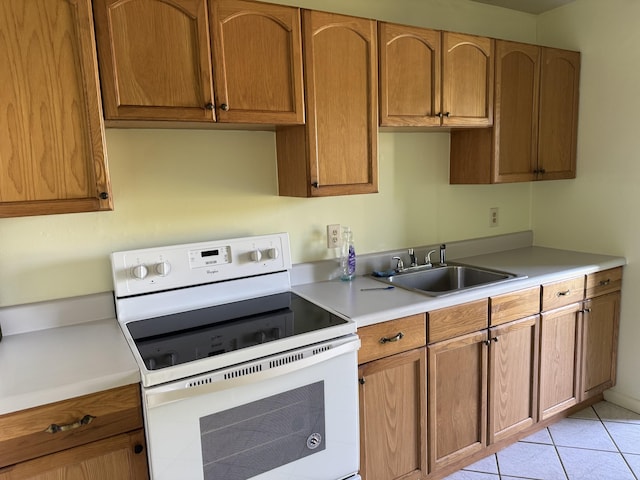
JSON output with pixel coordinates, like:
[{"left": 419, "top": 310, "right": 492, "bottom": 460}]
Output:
[
  {"left": 0, "top": 0, "right": 537, "bottom": 307},
  {"left": 534, "top": 0, "right": 640, "bottom": 406}
]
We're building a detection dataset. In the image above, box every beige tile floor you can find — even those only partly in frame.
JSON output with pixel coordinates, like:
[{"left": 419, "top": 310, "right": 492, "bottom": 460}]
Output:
[{"left": 444, "top": 401, "right": 640, "bottom": 480}]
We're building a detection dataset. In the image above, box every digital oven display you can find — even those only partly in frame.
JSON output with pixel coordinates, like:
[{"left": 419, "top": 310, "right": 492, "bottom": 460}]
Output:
[{"left": 189, "top": 246, "right": 230, "bottom": 269}]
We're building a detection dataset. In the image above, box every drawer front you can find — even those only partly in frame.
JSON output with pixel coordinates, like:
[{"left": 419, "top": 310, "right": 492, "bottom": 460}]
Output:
[
  {"left": 541, "top": 276, "right": 585, "bottom": 311},
  {"left": 428, "top": 298, "right": 488, "bottom": 343},
  {"left": 490, "top": 286, "right": 541, "bottom": 326},
  {"left": 586, "top": 267, "right": 623, "bottom": 298},
  {"left": 358, "top": 313, "right": 426, "bottom": 364},
  {"left": 0, "top": 384, "right": 143, "bottom": 468}
]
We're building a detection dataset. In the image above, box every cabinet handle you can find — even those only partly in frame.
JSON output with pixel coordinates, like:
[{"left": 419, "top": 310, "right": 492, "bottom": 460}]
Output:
[
  {"left": 483, "top": 339, "right": 491, "bottom": 346},
  {"left": 134, "top": 444, "right": 144, "bottom": 454},
  {"left": 582, "top": 307, "right": 592, "bottom": 314},
  {"left": 45, "top": 414, "right": 95, "bottom": 434},
  {"left": 311, "top": 182, "right": 319, "bottom": 188},
  {"left": 204, "top": 102, "right": 214, "bottom": 110},
  {"left": 220, "top": 103, "right": 229, "bottom": 111},
  {"left": 359, "top": 377, "right": 366, "bottom": 385},
  {"left": 556, "top": 290, "right": 571, "bottom": 297},
  {"left": 444, "top": 112, "right": 451, "bottom": 117},
  {"left": 598, "top": 279, "right": 611, "bottom": 286},
  {"left": 492, "top": 337, "right": 499, "bottom": 343},
  {"left": 99, "top": 192, "right": 109, "bottom": 200},
  {"left": 379, "top": 332, "right": 404, "bottom": 344},
  {"left": 436, "top": 112, "right": 443, "bottom": 118}
]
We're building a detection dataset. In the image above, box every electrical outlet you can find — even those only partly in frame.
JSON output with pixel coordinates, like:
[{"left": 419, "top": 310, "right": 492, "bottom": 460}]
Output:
[
  {"left": 490, "top": 207, "right": 499, "bottom": 227},
  {"left": 327, "top": 224, "right": 342, "bottom": 248}
]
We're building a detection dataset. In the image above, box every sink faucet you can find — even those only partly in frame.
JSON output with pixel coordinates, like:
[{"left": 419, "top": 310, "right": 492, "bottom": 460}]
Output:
[
  {"left": 408, "top": 248, "right": 417, "bottom": 267},
  {"left": 439, "top": 244, "right": 447, "bottom": 266}
]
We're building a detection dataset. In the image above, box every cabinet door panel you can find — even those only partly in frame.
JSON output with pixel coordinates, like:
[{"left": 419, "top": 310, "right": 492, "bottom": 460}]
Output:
[
  {"left": 493, "top": 41, "right": 539, "bottom": 183},
  {"left": 428, "top": 330, "right": 487, "bottom": 471},
  {"left": 582, "top": 292, "right": 620, "bottom": 399},
  {"left": 489, "top": 316, "right": 539, "bottom": 444},
  {"left": 359, "top": 348, "right": 427, "bottom": 480},
  {"left": 537, "top": 48, "right": 580, "bottom": 180},
  {"left": 378, "top": 23, "right": 440, "bottom": 126},
  {"left": 539, "top": 303, "right": 582, "bottom": 419},
  {"left": 442, "top": 32, "right": 493, "bottom": 127},
  {"left": 210, "top": 0, "right": 304, "bottom": 123},
  {"left": 0, "top": 0, "right": 112, "bottom": 216},
  {"left": 94, "top": 0, "right": 215, "bottom": 121},
  {"left": 0, "top": 430, "right": 148, "bottom": 480}
]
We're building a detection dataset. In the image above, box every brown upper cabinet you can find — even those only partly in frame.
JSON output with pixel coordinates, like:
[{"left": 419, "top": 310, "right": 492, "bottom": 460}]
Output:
[
  {"left": 379, "top": 23, "right": 494, "bottom": 128},
  {"left": 450, "top": 41, "right": 580, "bottom": 183},
  {"left": 275, "top": 10, "right": 378, "bottom": 197},
  {"left": 0, "top": 0, "right": 112, "bottom": 218},
  {"left": 93, "top": 0, "right": 304, "bottom": 124}
]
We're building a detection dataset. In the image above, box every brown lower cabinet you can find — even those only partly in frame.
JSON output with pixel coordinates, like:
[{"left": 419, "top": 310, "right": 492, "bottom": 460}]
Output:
[
  {"left": 0, "top": 430, "right": 147, "bottom": 480},
  {"left": 360, "top": 271, "right": 621, "bottom": 480},
  {"left": 0, "top": 384, "right": 148, "bottom": 479}
]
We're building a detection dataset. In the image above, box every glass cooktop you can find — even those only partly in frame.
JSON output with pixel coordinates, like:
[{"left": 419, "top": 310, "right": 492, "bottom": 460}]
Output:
[{"left": 127, "top": 292, "right": 346, "bottom": 371}]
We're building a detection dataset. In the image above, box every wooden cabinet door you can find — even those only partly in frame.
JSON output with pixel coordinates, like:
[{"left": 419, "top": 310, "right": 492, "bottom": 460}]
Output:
[
  {"left": 488, "top": 316, "right": 539, "bottom": 444},
  {"left": 209, "top": 0, "right": 304, "bottom": 124},
  {"left": 537, "top": 47, "right": 580, "bottom": 180},
  {"left": 0, "top": 0, "right": 112, "bottom": 217},
  {"left": 428, "top": 330, "right": 487, "bottom": 472},
  {"left": 378, "top": 22, "right": 441, "bottom": 127},
  {"left": 581, "top": 292, "right": 620, "bottom": 400},
  {"left": 0, "top": 430, "right": 148, "bottom": 480},
  {"left": 276, "top": 10, "right": 378, "bottom": 197},
  {"left": 359, "top": 348, "right": 427, "bottom": 480},
  {"left": 93, "top": 0, "right": 215, "bottom": 121},
  {"left": 492, "top": 40, "right": 540, "bottom": 183},
  {"left": 442, "top": 32, "right": 494, "bottom": 127},
  {"left": 539, "top": 303, "right": 582, "bottom": 420}
]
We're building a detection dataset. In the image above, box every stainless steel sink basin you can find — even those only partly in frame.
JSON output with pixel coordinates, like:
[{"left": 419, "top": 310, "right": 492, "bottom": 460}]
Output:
[{"left": 374, "top": 264, "right": 523, "bottom": 297}]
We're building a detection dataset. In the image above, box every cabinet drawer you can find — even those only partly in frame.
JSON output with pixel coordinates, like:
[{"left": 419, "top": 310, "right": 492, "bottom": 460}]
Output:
[
  {"left": 490, "top": 286, "right": 540, "bottom": 326},
  {"left": 428, "top": 299, "right": 488, "bottom": 343},
  {"left": 0, "top": 384, "right": 143, "bottom": 468},
  {"left": 541, "top": 276, "right": 585, "bottom": 311},
  {"left": 586, "top": 267, "right": 623, "bottom": 298},
  {"left": 358, "top": 314, "right": 426, "bottom": 364}
]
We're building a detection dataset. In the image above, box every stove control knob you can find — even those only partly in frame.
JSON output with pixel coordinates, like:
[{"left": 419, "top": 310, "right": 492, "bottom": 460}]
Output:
[
  {"left": 267, "top": 247, "right": 279, "bottom": 259},
  {"left": 250, "top": 249, "right": 262, "bottom": 262},
  {"left": 155, "top": 261, "right": 171, "bottom": 276},
  {"left": 131, "top": 264, "right": 148, "bottom": 279}
]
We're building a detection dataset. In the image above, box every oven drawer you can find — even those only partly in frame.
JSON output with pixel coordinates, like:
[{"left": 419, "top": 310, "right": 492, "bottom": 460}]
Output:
[
  {"left": 0, "top": 384, "right": 143, "bottom": 468},
  {"left": 357, "top": 313, "right": 426, "bottom": 364}
]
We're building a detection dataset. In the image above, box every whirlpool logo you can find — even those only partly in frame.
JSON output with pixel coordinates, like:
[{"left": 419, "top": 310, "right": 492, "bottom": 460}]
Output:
[{"left": 206, "top": 269, "right": 220, "bottom": 275}]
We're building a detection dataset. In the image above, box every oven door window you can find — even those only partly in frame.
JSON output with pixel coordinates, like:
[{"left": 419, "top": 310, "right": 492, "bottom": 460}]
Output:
[{"left": 200, "top": 381, "right": 325, "bottom": 480}]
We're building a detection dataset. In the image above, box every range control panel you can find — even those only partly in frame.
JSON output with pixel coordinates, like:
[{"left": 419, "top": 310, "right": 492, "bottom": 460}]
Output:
[{"left": 111, "top": 233, "right": 291, "bottom": 298}]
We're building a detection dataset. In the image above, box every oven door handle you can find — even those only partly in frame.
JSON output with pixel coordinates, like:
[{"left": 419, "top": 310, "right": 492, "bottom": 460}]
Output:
[{"left": 144, "top": 337, "right": 360, "bottom": 409}]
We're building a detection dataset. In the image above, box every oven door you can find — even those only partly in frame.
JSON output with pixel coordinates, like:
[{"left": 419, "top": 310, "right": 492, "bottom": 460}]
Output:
[{"left": 142, "top": 336, "right": 360, "bottom": 480}]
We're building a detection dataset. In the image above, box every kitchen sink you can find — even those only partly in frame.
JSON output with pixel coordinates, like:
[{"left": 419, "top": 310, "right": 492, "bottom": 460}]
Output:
[{"left": 374, "top": 264, "right": 524, "bottom": 297}]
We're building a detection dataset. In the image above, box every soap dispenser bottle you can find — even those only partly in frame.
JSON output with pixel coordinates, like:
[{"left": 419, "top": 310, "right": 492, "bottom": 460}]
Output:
[{"left": 341, "top": 226, "right": 356, "bottom": 281}]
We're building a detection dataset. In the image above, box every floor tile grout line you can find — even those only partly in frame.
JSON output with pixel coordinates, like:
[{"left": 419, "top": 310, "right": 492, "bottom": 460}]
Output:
[
  {"left": 600, "top": 418, "right": 639, "bottom": 480},
  {"left": 548, "top": 422, "right": 571, "bottom": 480}
]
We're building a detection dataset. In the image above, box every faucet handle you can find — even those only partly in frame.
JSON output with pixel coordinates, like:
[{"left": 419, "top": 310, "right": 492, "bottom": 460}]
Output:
[
  {"left": 425, "top": 249, "right": 436, "bottom": 267},
  {"left": 408, "top": 248, "right": 417, "bottom": 267},
  {"left": 392, "top": 256, "right": 404, "bottom": 271}
]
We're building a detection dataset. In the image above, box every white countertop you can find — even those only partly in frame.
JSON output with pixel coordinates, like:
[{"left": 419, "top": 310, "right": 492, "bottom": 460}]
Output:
[
  {"left": 292, "top": 246, "right": 626, "bottom": 327},
  {"left": 0, "top": 318, "right": 140, "bottom": 415},
  {"left": 0, "top": 244, "right": 625, "bottom": 416}
]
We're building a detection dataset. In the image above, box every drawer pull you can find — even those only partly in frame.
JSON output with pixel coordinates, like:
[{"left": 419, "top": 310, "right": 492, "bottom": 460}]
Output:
[
  {"left": 556, "top": 290, "right": 571, "bottom": 297},
  {"left": 379, "top": 332, "right": 404, "bottom": 344},
  {"left": 45, "top": 414, "right": 95, "bottom": 434},
  {"left": 598, "top": 279, "right": 611, "bottom": 286}
]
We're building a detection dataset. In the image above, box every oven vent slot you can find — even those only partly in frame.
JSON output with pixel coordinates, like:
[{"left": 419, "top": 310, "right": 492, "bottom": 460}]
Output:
[
  {"left": 313, "top": 344, "right": 332, "bottom": 355},
  {"left": 269, "top": 352, "right": 304, "bottom": 368},
  {"left": 187, "top": 377, "right": 214, "bottom": 388},
  {"left": 223, "top": 364, "right": 263, "bottom": 380}
]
